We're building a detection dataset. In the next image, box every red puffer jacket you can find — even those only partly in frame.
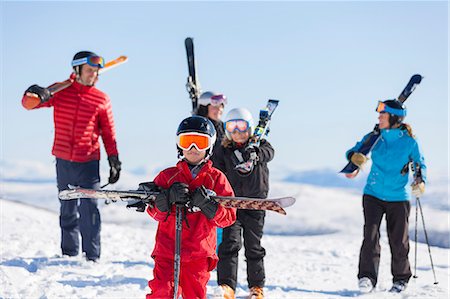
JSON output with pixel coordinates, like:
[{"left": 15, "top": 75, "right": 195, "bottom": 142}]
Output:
[
  {"left": 32, "top": 80, "right": 118, "bottom": 162},
  {"left": 147, "top": 160, "right": 236, "bottom": 261}
]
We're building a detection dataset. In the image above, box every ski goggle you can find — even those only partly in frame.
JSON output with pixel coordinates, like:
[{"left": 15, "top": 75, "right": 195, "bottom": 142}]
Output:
[
  {"left": 375, "top": 101, "right": 407, "bottom": 117},
  {"left": 210, "top": 94, "right": 227, "bottom": 107},
  {"left": 177, "top": 132, "right": 212, "bottom": 151},
  {"left": 225, "top": 119, "right": 250, "bottom": 133},
  {"left": 72, "top": 55, "right": 105, "bottom": 68}
]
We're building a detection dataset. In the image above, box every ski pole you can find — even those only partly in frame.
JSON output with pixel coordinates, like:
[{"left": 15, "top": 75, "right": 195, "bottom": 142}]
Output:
[
  {"left": 413, "top": 197, "right": 419, "bottom": 278},
  {"left": 416, "top": 196, "right": 438, "bottom": 284},
  {"left": 173, "top": 205, "right": 183, "bottom": 299}
]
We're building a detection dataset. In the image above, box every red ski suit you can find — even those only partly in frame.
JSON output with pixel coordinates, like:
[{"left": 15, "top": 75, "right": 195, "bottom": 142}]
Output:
[{"left": 146, "top": 160, "right": 236, "bottom": 299}]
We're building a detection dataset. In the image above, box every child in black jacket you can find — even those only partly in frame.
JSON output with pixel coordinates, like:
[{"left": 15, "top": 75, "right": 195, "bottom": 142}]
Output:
[{"left": 214, "top": 108, "right": 274, "bottom": 299}]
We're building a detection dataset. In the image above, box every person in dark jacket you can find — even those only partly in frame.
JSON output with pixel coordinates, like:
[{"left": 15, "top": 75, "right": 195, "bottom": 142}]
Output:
[
  {"left": 214, "top": 108, "right": 274, "bottom": 299},
  {"left": 196, "top": 91, "right": 227, "bottom": 166},
  {"left": 346, "top": 99, "right": 426, "bottom": 293},
  {"left": 22, "top": 51, "right": 122, "bottom": 262}
]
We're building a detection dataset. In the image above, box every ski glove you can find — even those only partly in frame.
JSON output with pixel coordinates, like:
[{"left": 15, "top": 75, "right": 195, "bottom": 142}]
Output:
[
  {"left": 350, "top": 152, "right": 368, "bottom": 168},
  {"left": 138, "top": 182, "right": 161, "bottom": 193},
  {"left": 190, "top": 186, "right": 219, "bottom": 219},
  {"left": 244, "top": 144, "right": 260, "bottom": 161},
  {"left": 126, "top": 199, "right": 147, "bottom": 212},
  {"left": 411, "top": 177, "right": 425, "bottom": 197},
  {"left": 25, "top": 84, "right": 51, "bottom": 103},
  {"left": 156, "top": 182, "right": 190, "bottom": 212},
  {"left": 126, "top": 182, "right": 162, "bottom": 212},
  {"left": 108, "top": 156, "right": 122, "bottom": 184}
]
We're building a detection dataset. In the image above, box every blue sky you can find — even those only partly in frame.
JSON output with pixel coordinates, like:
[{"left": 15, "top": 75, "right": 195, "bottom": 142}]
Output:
[{"left": 1, "top": 1, "right": 448, "bottom": 177}]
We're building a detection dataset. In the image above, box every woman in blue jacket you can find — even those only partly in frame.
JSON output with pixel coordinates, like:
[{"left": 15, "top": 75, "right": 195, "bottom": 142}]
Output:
[{"left": 346, "top": 99, "right": 426, "bottom": 293}]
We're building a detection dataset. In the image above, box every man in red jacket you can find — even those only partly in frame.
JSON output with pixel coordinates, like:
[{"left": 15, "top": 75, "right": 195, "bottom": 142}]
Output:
[
  {"left": 22, "top": 51, "right": 121, "bottom": 262},
  {"left": 144, "top": 115, "right": 236, "bottom": 299}
]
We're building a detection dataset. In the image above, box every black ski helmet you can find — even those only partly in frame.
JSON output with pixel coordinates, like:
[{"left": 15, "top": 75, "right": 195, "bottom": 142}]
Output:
[
  {"left": 376, "top": 99, "right": 407, "bottom": 127},
  {"left": 176, "top": 115, "right": 217, "bottom": 161},
  {"left": 72, "top": 51, "right": 100, "bottom": 75}
]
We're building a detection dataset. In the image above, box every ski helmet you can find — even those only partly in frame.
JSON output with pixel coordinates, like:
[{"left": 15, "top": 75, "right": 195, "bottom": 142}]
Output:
[
  {"left": 71, "top": 51, "right": 104, "bottom": 75},
  {"left": 198, "top": 91, "right": 227, "bottom": 107},
  {"left": 223, "top": 108, "right": 254, "bottom": 140},
  {"left": 375, "top": 99, "right": 407, "bottom": 127},
  {"left": 176, "top": 115, "right": 217, "bottom": 161}
]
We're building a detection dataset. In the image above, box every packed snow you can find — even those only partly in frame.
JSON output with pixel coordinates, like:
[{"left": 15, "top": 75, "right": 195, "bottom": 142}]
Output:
[{"left": 1, "top": 161, "right": 449, "bottom": 298}]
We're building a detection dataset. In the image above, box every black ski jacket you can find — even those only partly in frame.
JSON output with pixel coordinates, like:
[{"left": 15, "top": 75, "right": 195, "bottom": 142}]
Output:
[
  {"left": 209, "top": 118, "right": 225, "bottom": 167},
  {"left": 213, "top": 139, "right": 274, "bottom": 199}
]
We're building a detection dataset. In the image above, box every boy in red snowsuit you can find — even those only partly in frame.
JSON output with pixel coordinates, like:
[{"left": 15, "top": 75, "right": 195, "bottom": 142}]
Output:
[{"left": 145, "top": 115, "right": 236, "bottom": 299}]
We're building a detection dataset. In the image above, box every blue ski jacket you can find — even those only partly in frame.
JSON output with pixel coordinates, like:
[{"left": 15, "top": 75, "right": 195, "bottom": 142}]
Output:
[{"left": 347, "top": 127, "right": 426, "bottom": 201}]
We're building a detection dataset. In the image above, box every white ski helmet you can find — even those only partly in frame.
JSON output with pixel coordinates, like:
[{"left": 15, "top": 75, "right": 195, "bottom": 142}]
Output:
[
  {"left": 224, "top": 108, "right": 254, "bottom": 140},
  {"left": 198, "top": 91, "right": 227, "bottom": 107}
]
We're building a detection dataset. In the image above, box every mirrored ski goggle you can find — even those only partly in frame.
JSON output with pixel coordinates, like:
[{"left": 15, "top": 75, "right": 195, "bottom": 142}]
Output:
[
  {"left": 210, "top": 94, "right": 227, "bottom": 107},
  {"left": 177, "top": 133, "right": 212, "bottom": 151},
  {"left": 225, "top": 119, "right": 250, "bottom": 133},
  {"left": 72, "top": 55, "right": 105, "bottom": 68},
  {"left": 375, "top": 101, "right": 406, "bottom": 117}
]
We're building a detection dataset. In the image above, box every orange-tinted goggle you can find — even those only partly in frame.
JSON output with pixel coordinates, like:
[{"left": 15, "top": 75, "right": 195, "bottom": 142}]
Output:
[
  {"left": 72, "top": 55, "right": 105, "bottom": 68},
  {"left": 177, "top": 133, "right": 212, "bottom": 151},
  {"left": 225, "top": 119, "right": 250, "bottom": 133}
]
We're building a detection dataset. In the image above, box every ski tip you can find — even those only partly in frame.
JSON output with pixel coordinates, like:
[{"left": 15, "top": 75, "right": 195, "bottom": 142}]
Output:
[
  {"left": 278, "top": 196, "right": 296, "bottom": 208},
  {"left": 412, "top": 74, "right": 423, "bottom": 82}
]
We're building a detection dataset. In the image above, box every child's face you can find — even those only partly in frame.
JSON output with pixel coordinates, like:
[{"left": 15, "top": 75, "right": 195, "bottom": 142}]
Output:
[
  {"left": 183, "top": 147, "right": 207, "bottom": 164},
  {"left": 231, "top": 130, "right": 250, "bottom": 144}
]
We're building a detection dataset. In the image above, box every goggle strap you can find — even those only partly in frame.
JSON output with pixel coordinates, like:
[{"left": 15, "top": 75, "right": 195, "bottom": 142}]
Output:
[{"left": 72, "top": 56, "right": 104, "bottom": 68}]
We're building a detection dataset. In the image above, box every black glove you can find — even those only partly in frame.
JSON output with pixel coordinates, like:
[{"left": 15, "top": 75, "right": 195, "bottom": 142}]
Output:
[
  {"left": 108, "top": 156, "right": 122, "bottom": 184},
  {"left": 167, "top": 182, "right": 190, "bottom": 206},
  {"left": 155, "top": 182, "right": 190, "bottom": 212},
  {"left": 244, "top": 144, "right": 259, "bottom": 161},
  {"left": 25, "top": 84, "right": 51, "bottom": 103},
  {"left": 190, "top": 186, "right": 219, "bottom": 219},
  {"left": 138, "top": 182, "right": 160, "bottom": 193},
  {"left": 126, "top": 182, "right": 161, "bottom": 212},
  {"left": 126, "top": 199, "right": 147, "bottom": 212}
]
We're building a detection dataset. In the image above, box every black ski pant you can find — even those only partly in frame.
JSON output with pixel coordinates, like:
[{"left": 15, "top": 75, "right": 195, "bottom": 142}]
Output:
[
  {"left": 358, "top": 194, "right": 411, "bottom": 286},
  {"left": 56, "top": 158, "right": 101, "bottom": 260},
  {"left": 217, "top": 209, "right": 266, "bottom": 291}
]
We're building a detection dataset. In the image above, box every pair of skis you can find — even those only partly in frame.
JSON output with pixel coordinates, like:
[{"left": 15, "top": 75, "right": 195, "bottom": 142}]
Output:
[
  {"left": 340, "top": 74, "right": 423, "bottom": 177},
  {"left": 22, "top": 55, "right": 128, "bottom": 110},
  {"left": 185, "top": 37, "right": 201, "bottom": 115}
]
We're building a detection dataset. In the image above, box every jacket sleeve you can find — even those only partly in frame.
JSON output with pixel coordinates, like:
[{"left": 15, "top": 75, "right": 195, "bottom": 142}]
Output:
[
  {"left": 98, "top": 95, "right": 119, "bottom": 157},
  {"left": 210, "top": 171, "right": 236, "bottom": 228},
  {"left": 23, "top": 90, "right": 57, "bottom": 110},
  {"left": 213, "top": 145, "right": 227, "bottom": 173},
  {"left": 345, "top": 132, "right": 372, "bottom": 161},
  {"left": 410, "top": 138, "right": 427, "bottom": 183},
  {"left": 258, "top": 139, "right": 275, "bottom": 163},
  {"left": 146, "top": 171, "right": 170, "bottom": 221}
]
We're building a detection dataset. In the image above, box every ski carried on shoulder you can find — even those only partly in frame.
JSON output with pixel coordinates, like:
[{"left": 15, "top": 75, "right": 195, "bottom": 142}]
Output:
[
  {"left": 235, "top": 99, "right": 279, "bottom": 173},
  {"left": 340, "top": 74, "right": 422, "bottom": 176},
  {"left": 185, "top": 37, "right": 201, "bottom": 115},
  {"left": 22, "top": 55, "right": 128, "bottom": 110},
  {"left": 59, "top": 186, "right": 296, "bottom": 215}
]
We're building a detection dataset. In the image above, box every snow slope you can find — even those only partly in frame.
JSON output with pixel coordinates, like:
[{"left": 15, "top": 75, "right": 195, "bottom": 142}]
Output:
[{"left": 1, "top": 162, "right": 449, "bottom": 298}]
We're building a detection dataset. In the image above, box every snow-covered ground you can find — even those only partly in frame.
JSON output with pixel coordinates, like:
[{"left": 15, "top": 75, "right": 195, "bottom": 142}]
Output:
[{"left": 1, "top": 161, "right": 449, "bottom": 298}]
